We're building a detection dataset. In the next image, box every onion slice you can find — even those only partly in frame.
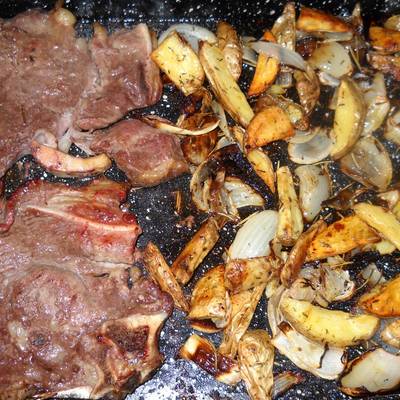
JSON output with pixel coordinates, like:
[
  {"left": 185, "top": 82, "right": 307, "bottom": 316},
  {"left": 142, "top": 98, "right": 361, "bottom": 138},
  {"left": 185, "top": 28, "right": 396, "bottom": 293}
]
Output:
[
  {"left": 250, "top": 41, "right": 307, "bottom": 71},
  {"left": 384, "top": 109, "right": 400, "bottom": 145},
  {"left": 228, "top": 210, "right": 278, "bottom": 260},
  {"left": 223, "top": 176, "right": 264, "bottom": 209},
  {"left": 143, "top": 115, "right": 220, "bottom": 136},
  {"left": 158, "top": 24, "right": 217, "bottom": 52},
  {"left": 340, "top": 348, "right": 400, "bottom": 396}
]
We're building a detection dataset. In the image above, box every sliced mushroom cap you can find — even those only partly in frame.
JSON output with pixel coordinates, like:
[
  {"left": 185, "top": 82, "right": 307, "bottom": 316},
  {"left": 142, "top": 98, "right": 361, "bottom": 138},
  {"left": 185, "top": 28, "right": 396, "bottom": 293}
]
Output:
[{"left": 340, "top": 136, "right": 393, "bottom": 190}]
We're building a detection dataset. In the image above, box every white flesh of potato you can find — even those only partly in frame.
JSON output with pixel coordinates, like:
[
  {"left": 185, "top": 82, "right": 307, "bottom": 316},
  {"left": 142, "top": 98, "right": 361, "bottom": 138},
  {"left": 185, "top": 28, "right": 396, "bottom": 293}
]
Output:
[
  {"left": 308, "top": 42, "right": 353, "bottom": 78},
  {"left": 340, "top": 348, "right": 400, "bottom": 396},
  {"left": 229, "top": 210, "right": 278, "bottom": 260},
  {"left": 295, "top": 165, "right": 330, "bottom": 222}
]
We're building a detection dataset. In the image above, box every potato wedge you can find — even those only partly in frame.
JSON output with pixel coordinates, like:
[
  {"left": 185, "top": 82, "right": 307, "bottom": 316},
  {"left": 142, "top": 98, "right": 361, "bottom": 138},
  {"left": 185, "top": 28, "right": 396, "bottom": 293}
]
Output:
[
  {"left": 354, "top": 202, "right": 400, "bottom": 251},
  {"left": 179, "top": 334, "right": 241, "bottom": 385},
  {"left": 306, "top": 215, "right": 380, "bottom": 261},
  {"left": 216, "top": 21, "right": 242, "bottom": 81},
  {"left": 238, "top": 330, "right": 274, "bottom": 400},
  {"left": 248, "top": 54, "right": 280, "bottom": 97},
  {"left": 246, "top": 106, "right": 294, "bottom": 148},
  {"left": 381, "top": 319, "right": 400, "bottom": 348},
  {"left": 188, "top": 265, "right": 230, "bottom": 330},
  {"left": 219, "top": 284, "right": 265, "bottom": 358},
  {"left": 171, "top": 217, "right": 219, "bottom": 285},
  {"left": 330, "top": 78, "right": 366, "bottom": 160},
  {"left": 370, "top": 26, "right": 400, "bottom": 54},
  {"left": 225, "top": 256, "right": 275, "bottom": 294},
  {"left": 246, "top": 148, "right": 276, "bottom": 193},
  {"left": 280, "top": 297, "right": 379, "bottom": 347},
  {"left": 297, "top": 7, "right": 353, "bottom": 33},
  {"left": 151, "top": 31, "right": 204, "bottom": 95},
  {"left": 281, "top": 220, "right": 327, "bottom": 287},
  {"left": 358, "top": 275, "right": 400, "bottom": 317},
  {"left": 199, "top": 41, "right": 254, "bottom": 127},
  {"left": 143, "top": 242, "right": 189, "bottom": 312},
  {"left": 277, "top": 166, "right": 304, "bottom": 246}
]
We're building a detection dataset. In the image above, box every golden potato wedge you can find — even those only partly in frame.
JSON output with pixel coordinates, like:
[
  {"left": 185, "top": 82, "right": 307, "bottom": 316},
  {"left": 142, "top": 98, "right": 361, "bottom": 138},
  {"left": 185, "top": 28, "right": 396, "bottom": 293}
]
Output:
[
  {"left": 280, "top": 297, "right": 380, "bottom": 347},
  {"left": 216, "top": 21, "right": 242, "bottom": 81},
  {"left": 143, "top": 242, "right": 189, "bottom": 313},
  {"left": 297, "top": 7, "right": 353, "bottom": 33},
  {"left": 281, "top": 220, "right": 327, "bottom": 287},
  {"left": 330, "top": 78, "right": 366, "bottom": 160},
  {"left": 238, "top": 330, "right": 274, "bottom": 400},
  {"left": 199, "top": 41, "right": 254, "bottom": 127},
  {"left": 151, "top": 31, "right": 204, "bottom": 95},
  {"left": 248, "top": 54, "right": 280, "bottom": 97},
  {"left": 246, "top": 148, "right": 276, "bottom": 194},
  {"left": 358, "top": 274, "right": 400, "bottom": 317},
  {"left": 381, "top": 319, "right": 400, "bottom": 348},
  {"left": 224, "top": 256, "right": 275, "bottom": 294},
  {"left": 246, "top": 106, "right": 294, "bottom": 148},
  {"left": 306, "top": 215, "right": 380, "bottom": 262},
  {"left": 354, "top": 202, "right": 400, "bottom": 251},
  {"left": 179, "top": 334, "right": 241, "bottom": 385},
  {"left": 219, "top": 284, "right": 265, "bottom": 358},
  {"left": 188, "top": 265, "right": 230, "bottom": 330},
  {"left": 171, "top": 217, "right": 220, "bottom": 285},
  {"left": 277, "top": 166, "right": 304, "bottom": 246},
  {"left": 370, "top": 26, "right": 400, "bottom": 54}
]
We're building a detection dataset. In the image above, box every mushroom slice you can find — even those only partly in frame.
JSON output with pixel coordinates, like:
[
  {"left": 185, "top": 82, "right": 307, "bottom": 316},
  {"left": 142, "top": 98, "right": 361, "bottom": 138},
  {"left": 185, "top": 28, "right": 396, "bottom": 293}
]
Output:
[
  {"left": 340, "top": 136, "right": 392, "bottom": 191},
  {"left": 308, "top": 42, "right": 353, "bottom": 79},
  {"left": 294, "top": 64, "right": 320, "bottom": 115},
  {"left": 362, "top": 72, "right": 390, "bottom": 136},
  {"left": 188, "top": 265, "right": 230, "bottom": 331},
  {"left": 280, "top": 220, "right": 327, "bottom": 288},
  {"left": 238, "top": 330, "right": 274, "bottom": 400},
  {"left": 216, "top": 21, "right": 242, "bottom": 81},
  {"left": 228, "top": 210, "right": 278, "bottom": 260},
  {"left": 381, "top": 320, "right": 400, "bottom": 349},
  {"left": 384, "top": 109, "right": 400, "bottom": 146},
  {"left": 306, "top": 215, "right": 380, "bottom": 262},
  {"left": 295, "top": 165, "right": 331, "bottom": 222},
  {"left": 179, "top": 334, "right": 241, "bottom": 385},
  {"left": 280, "top": 297, "right": 379, "bottom": 347},
  {"left": 143, "top": 242, "right": 189, "bottom": 313},
  {"left": 32, "top": 141, "right": 111, "bottom": 177},
  {"left": 288, "top": 127, "right": 332, "bottom": 164},
  {"left": 340, "top": 348, "right": 400, "bottom": 396},
  {"left": 219, "top": 284, "right": 266, "bottom": 358},
  {"left": 354, "top": 202, "right": 400, "bottom": 251},
  {"left": 276, "top": 166, "right": 303, "bottom": 246},
  {"left": 358, "top": 274, "right": 400, "bottom": 318},
  {"left": 171, "top": 217, "right": 220, "bottom": 285}
]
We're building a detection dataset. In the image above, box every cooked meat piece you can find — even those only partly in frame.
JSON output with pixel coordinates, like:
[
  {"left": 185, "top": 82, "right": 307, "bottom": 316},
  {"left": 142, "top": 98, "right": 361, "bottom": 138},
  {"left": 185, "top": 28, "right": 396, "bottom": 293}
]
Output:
[
  {"left": 0, "top": 8, "right": 162, "bottom": 178},
  {"left": 0, "top": 179, "right": 173, "bottom": 399},
  {"left": 91, "top": 119, "right": 189, "bottom": 187},
  {"left": 74, "top": 24, "right": 162, "bottom": 131},
  {"left": 0, "top": 9, "right": 94, "bottom": 177}
]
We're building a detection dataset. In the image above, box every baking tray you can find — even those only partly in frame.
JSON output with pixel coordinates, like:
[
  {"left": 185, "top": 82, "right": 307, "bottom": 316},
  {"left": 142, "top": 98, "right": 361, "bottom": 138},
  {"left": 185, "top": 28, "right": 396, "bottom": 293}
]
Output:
[{"left": 1, "top": 0, "right": 400, "bottom": 399}]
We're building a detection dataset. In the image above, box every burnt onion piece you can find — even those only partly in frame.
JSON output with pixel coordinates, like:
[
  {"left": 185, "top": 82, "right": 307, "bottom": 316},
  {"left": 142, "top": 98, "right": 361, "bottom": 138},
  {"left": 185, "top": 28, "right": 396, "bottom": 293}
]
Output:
[{"left": 340, "top": 136, "right": 393, "bottom": 191}]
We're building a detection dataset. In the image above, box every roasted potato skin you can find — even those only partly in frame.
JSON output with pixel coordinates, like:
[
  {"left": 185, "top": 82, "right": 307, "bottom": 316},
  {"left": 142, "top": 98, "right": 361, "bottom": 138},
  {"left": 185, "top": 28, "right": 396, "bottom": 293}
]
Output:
[
  {"left": 171, "top": 217, "right": 220, "bottom": 285},
  {"left": 152, "top": 31, "right": 204, "bottom": 95},
  {"left": 280, "top": 297, "right": 380, "bottom": 347},
  {"left": 306, "top": 215, "right": 380, "bottom": 262},
  {"left": 358, "top": 275, "right": 400, "bottom": 317},
  {"left": 297, "top": 7, "right": 353, "bottom": 33},
  {"left": 216, "top": 21, "right": 242, "bottom": 81}
]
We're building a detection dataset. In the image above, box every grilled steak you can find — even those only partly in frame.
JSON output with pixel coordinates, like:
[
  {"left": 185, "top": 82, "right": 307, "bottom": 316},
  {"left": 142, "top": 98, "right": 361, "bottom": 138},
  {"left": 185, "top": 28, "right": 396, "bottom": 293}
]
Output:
[
  {"left": 0, "top": 179, "right": 173, "bottom": 399},
  {"left": 90, "top": 119, "right": 189, "bottom": 187},
  {"left": 0, "top": 8, "right": 162, "bottom": 178}
]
